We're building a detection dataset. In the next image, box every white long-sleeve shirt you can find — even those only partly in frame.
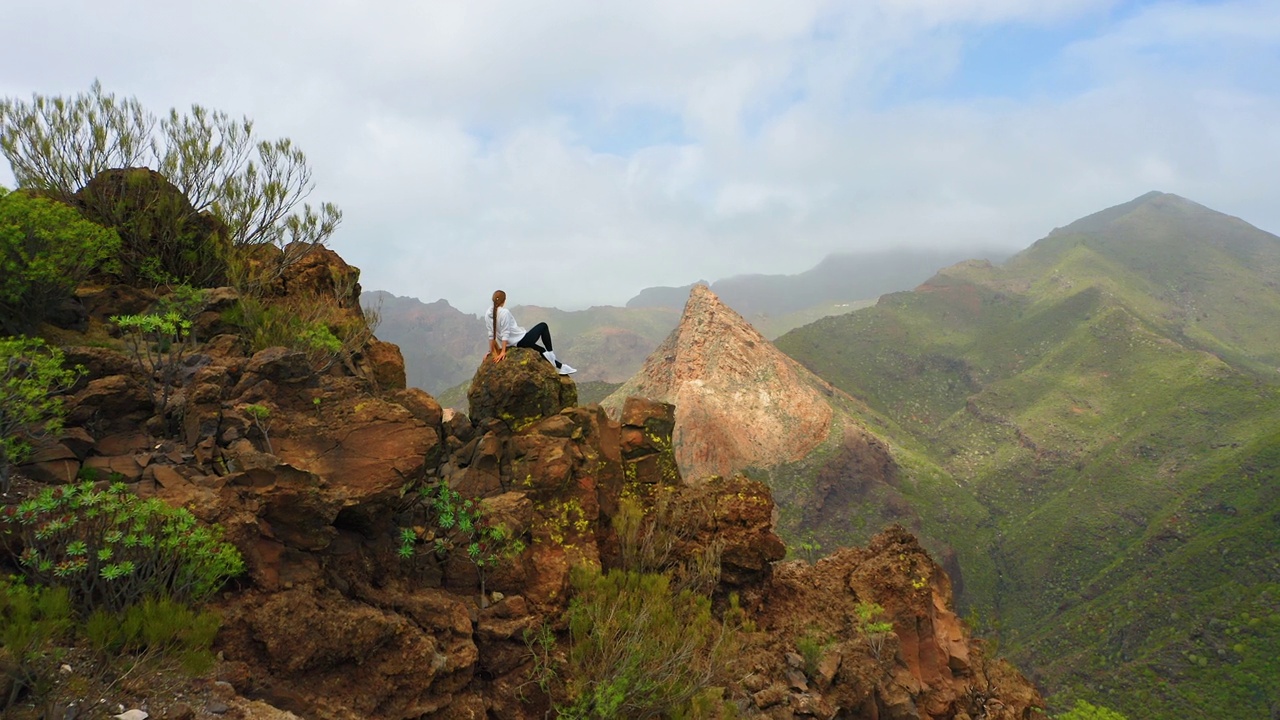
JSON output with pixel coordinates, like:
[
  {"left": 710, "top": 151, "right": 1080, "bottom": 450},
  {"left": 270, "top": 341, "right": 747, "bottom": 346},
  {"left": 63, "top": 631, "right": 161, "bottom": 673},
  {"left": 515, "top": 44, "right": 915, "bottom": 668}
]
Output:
[{"left": 484, "top": 306, "right": 527, "bottom": 346}]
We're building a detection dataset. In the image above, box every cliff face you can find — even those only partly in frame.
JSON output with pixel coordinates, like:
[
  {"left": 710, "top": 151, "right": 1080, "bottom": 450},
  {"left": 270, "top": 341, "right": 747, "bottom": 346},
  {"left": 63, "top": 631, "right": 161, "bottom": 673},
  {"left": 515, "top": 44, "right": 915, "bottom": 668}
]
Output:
[
  {"left": 7, "top": 248, "right": 1044, "bottom": 719},
  {"left": 602, "top": 285, "right": 919, "bottom": 566},
  {"left": 603, "top": 284, "right": 840, "bottom": 481}
]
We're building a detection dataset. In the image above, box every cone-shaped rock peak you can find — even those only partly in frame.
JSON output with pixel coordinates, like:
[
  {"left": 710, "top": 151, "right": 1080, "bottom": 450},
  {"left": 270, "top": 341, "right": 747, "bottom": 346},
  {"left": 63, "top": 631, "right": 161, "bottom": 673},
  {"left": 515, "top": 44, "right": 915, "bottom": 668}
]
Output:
[{"left": 604, "top": 284, "right": 837, "bottom": 481}]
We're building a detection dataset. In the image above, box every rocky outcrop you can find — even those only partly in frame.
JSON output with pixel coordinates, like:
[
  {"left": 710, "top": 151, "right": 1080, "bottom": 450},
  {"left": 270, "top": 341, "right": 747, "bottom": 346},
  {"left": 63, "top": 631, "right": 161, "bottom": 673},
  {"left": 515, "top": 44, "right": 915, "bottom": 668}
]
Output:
[
  {"left": 603, "top": 284, "right": 841, "bottom": 482},
  {"left": 466, "top": 347, "right": 577, "bottom": 430},
  {"left": 746, "top": 526, "right": 1043, "bottom": 719}
]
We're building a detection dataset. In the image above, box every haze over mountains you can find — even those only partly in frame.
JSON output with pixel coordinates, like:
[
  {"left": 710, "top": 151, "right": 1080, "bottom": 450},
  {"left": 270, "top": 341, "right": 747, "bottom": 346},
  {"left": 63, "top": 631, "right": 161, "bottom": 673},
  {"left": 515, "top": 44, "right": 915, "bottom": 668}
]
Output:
[{"left": 372, "top": 245, "right": 1002, "bottom": 397}]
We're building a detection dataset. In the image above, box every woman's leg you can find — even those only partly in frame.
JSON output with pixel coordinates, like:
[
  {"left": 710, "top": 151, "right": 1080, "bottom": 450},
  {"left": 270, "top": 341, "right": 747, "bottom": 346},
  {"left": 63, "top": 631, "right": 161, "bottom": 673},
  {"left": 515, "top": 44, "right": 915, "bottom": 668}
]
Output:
[
  {"left": 515, "top": 323, "right": 562, "bottom": 367},
  {"left": 515, "top": 322, "right": 554, "bottom": 352}
]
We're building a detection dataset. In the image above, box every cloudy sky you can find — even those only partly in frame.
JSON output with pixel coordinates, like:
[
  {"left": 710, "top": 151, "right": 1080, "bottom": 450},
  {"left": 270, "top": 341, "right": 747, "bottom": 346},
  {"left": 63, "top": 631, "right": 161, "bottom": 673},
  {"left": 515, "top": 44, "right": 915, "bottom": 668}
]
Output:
[{"left": 2, "top": 1, "right": 1277, "bottom": 312}]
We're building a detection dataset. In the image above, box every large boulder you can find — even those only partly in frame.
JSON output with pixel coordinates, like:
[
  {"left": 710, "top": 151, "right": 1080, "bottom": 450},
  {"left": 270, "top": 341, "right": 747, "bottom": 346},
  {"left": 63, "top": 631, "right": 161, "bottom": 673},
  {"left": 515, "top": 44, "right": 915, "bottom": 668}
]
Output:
[
  {"left": 467, "top": 348, "right": 577, "bottom": 430},
  {"left": 73, "top": 167, "right": 231, "bottom": 287}
]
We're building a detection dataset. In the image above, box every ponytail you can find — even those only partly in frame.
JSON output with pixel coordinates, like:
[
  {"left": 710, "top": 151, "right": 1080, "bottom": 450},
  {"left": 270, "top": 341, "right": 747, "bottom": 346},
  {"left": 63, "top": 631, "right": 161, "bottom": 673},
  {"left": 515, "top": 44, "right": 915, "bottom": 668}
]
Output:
[{"left": 491, "top": 290, "right": 506, "bottom": 343}]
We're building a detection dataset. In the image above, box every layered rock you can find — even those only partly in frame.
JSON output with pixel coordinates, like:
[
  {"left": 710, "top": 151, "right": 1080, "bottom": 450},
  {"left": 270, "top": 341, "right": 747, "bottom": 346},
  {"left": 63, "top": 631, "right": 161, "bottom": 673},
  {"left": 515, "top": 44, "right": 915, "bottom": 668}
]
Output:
[{"left": 604, "top": 284, "right": 841, "bottom": 481}]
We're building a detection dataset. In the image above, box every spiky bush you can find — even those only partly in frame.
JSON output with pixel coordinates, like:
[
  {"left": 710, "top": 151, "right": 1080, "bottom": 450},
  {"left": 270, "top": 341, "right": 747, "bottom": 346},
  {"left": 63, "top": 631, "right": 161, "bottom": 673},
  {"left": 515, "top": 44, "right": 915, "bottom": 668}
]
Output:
[{"left": 2, "top": 481, "right": 243, "bottom": 614}]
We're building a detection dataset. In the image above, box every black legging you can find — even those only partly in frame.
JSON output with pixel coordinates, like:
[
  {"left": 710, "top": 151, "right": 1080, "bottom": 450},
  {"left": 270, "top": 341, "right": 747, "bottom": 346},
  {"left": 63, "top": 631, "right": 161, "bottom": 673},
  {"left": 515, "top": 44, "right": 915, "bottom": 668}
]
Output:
[{"left": 516, "top": 322, "right": 560, "bottom": 366}]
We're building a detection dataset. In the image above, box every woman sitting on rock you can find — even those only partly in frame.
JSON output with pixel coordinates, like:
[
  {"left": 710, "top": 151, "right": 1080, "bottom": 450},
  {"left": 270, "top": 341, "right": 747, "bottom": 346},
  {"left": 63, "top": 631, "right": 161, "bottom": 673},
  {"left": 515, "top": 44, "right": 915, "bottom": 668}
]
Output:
[{"left": 485, "top": 289, "right": 577, "bottom": 375}]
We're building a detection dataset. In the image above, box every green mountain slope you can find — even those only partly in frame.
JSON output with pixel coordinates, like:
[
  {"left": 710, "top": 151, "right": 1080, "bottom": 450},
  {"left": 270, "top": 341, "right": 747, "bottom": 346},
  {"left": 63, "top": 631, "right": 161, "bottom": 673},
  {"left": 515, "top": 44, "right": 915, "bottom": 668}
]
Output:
[{"left": 775, "top": 192, "right": 1280, "bottom": 718}]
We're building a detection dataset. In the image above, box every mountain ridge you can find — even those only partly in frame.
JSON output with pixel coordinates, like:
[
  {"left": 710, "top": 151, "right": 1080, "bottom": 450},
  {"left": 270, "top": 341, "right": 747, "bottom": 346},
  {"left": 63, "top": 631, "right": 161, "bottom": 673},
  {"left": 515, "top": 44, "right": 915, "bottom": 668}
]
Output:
[{"left": 775, "top": 191, "right": 1280, "bottom": 718}]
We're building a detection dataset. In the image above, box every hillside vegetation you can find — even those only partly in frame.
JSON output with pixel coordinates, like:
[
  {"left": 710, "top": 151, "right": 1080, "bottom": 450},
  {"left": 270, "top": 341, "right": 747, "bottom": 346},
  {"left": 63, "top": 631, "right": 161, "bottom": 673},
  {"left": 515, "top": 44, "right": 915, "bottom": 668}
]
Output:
[{"left": 777, "top": 192, "right": 1280, "bottom": 719}]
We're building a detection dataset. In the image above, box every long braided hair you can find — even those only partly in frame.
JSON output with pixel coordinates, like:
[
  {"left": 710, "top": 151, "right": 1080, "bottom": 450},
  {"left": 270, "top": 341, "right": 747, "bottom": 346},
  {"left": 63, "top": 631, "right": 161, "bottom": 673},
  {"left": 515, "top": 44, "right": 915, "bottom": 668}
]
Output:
[{"left": 491, "top": 289, "right": 506, "bottom": 346}]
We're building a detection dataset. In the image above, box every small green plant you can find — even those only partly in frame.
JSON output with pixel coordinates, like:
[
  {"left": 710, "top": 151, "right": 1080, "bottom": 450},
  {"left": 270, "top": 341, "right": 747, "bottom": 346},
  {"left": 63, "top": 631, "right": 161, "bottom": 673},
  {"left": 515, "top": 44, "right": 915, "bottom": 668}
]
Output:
[
  {"left": 799, "top": 538, "right": 822, "bottom": 564},
  {"left": 2, "top": 480, "right": 244, "bottom": 614},
  {"left": 854, "top": 601, "right": 895, "bottom": 662},
  {"left": 796, "top": 627, "right": 831, "bottom": 677},
  {"left": 1057, "top": 699, "right": 1130, "bottom": 720},
  {"left": 112, "top": 310, "right": 194, "bottom": 422},
  {"left": 521, "top": 623, "right": 559, "bottom": 697},
  {"left": 0, "top": 577, "right": 72, "bottom": 710},
  {"left": 0, "top": 336, "right": 85, "bottom": 492},
  {"left": 242, "top": 403, "right": 273, "bottom": 454},
  {"left": 559, "top": 567, "right": 733, "bottom": 719},
  {"left": 399, "top": 480, "right": 525, "bottom": 602},
  {"left": 84, "top": 595, "right": 221, "bottom": 676},
  {"left": 312, "top": 396, "right": 322, "bottom": 418}
]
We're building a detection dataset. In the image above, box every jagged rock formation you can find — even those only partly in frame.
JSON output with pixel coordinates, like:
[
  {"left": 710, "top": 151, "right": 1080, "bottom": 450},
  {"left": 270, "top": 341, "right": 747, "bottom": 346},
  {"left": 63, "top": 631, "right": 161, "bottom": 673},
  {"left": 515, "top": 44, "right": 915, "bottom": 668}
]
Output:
[
  {"left": 6, "top": 237, "right": 1044, "bottom": 718},
  {"left": 603, "top": 284, "right": 839, "bottom": 481},
  {"left": 602, "top": 285, "right": 918, "bottom": 569}
]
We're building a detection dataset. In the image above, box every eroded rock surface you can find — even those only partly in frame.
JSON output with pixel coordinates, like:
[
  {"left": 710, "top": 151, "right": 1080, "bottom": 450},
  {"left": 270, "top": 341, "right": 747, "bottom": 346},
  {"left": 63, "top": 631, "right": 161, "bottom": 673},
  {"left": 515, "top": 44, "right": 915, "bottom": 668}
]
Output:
[
  {"left": 7, "top": 238, "right": 1044, "bottom": 720},
  {"left": 603, "top": 284, "right": 838, "bottom": 481}
]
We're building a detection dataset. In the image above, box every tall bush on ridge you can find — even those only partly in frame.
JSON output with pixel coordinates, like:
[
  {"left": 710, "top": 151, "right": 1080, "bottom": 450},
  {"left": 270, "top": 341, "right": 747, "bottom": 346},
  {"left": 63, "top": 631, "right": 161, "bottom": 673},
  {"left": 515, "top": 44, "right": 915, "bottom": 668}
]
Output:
[
  {"left": 0, "top": 186, "right": 120, "bottom": 333},
  {"left": 0, "top": 337, "right": 84, "bottom": 493},
  {"left": 0, "top": 81, "right": 341, "bottom": 265}
]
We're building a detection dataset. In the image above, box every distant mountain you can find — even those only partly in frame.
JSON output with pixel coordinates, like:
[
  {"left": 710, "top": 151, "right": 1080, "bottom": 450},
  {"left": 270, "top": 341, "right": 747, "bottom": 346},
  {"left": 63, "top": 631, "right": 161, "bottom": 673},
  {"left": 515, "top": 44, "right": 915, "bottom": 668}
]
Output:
[
  {"left": 628, "top": 247, "right": 1007, "bottom": 317},
  {"left": 776, "top": 192, "right": 1280, "bottom": 718},
  {"left": 601, "top": 286, "right": 979, "bottom": 590},
  {"left": 364, "top": 291, "right": 487, "bottom": 395},
  {"left": 368, "top": 291, "right": 679, "bottom": 396}
]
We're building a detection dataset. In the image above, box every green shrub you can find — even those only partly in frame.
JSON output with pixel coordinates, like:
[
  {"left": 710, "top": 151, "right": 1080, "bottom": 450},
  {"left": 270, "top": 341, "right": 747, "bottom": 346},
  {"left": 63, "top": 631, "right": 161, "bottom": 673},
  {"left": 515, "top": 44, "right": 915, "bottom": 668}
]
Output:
[
  {"left": 112, "top": 310, "right": 195, "bottom": 423},
  {"left": 612, "top": 493, "right": 722, "bottom": 595},
  {"left": 0, "top": 336, "right": 85, "bottom": 492},
  {"left": 223, "top": 294, "right": 347, "bottom": 372},
  {"left": 854, "top": 601, "right": 894, "bottom": 662},
  {"left": 399, "top": 480, "right": 525, "bottom": 602},
  {"left": 0, "top": 578, "right": 71, "bottom": 709},
  {"left": 0, "top": 186, "right": 120, "bottom": 333},
  {"left": 73, "top": 167, "right": 232, "bottom": 288},
  {"left": 796, "top": 627, "right": 830, "bottom": 677},
  {"left": 560, "top": 567, "right": 731, "bottom": 719},
  {"left": 2, "top": 481, "right": 244, "bottom": 614},
  {"left": 1057, "top": 699, "right": 1129, "bottom": 720},
  {"left": 84, "top": 596, "right": 220, "bottom": 675}
]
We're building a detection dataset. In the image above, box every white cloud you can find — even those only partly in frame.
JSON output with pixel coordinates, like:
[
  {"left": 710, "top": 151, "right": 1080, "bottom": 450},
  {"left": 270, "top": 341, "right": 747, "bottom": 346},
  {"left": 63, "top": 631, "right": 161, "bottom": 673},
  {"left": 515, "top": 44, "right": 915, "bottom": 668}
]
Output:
[{"left": 1, "top": 1, "right": 1277, "bottom": 312}]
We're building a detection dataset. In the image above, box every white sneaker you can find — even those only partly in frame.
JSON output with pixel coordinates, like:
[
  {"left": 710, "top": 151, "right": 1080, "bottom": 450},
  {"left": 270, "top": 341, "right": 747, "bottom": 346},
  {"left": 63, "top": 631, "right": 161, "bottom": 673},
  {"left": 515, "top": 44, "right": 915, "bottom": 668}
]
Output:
[
  {"left": 558, "top": 363, "right": 577, "bottom": 375},
  {"left": 543, "top": 350, "right": 558, "bottom": 365}
]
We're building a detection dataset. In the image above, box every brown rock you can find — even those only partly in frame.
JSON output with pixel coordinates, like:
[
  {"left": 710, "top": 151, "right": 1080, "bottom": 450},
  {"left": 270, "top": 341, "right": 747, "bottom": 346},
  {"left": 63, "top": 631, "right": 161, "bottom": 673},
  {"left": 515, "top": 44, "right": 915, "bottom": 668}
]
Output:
[
  {"left": 67, "top": 374, "right": 151, "bottom": 425},
  {"left": 602, "top": 285, "right": 836, "bottom": 482},
  {"left": 77, "top": 283, "right": 159, "bottom": 322},
  {"left": 59, "top": 427, "right": 96, "bottom": 459},
  {"left": 95, "top": 430, "right": 151, "bottom": 456},
  {"left": 392, "top": 387, "right": 444, "bottom": 429},
  {"left": 363, "top": 339, "right": 407, "bottom": 390},
  {"left": 62, "top": 346, "right": 136, "bottom": 382},
  {"left": 18, "top": 459, "right": 80, "bottom": 484},
  {"left": 83, "top": 454, "right": 146, "bottom": 482},
  {"left": 272, "top": 397, "right": 436, "bottom": 505},
  {"left": 754, "top": 683, "right": 789, "bottom": 710},
  {"left": 467, "top": 348, "right": 576, "bottom": 430},
  {"left": 243, "top": 347, "right": 312, "bottom": 385}
]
